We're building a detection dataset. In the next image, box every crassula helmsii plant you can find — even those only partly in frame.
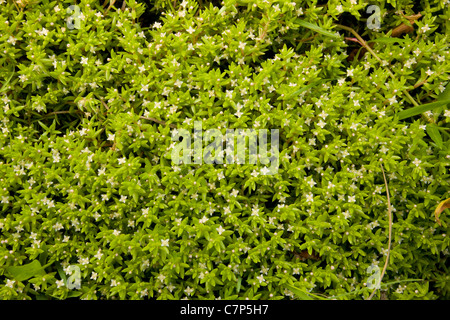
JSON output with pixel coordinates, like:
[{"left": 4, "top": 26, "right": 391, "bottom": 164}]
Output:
[{"left": 0, "top": 0, "right": 449, "bottom": 300}]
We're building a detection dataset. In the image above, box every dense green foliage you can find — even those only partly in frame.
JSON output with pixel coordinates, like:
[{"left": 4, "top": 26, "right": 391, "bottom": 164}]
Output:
[{"left": 0, "top": 0, "right": 449, "bottom": 300}]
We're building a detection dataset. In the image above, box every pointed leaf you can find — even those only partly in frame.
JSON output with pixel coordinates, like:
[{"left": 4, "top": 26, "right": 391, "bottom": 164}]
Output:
[
  {"left": 285, "top": 79, "right": 326, "bottom": 99},
  {"left": 6, "top": 260, "right": 47, "bottom": 281},
  {"left": 437, "top": 83, "right": 450, "bottom": 101},
  {"left": 426, "top": 124, "right": 443, "bottom": 149},
  {"left": 295, "top": 19, "right": 340, "bottom": 39},
  {"left": 397, "top": 99, "right": 450, "bottom": 120},
  {"left": 284, "top": 284, "right": 328, "bottom": 300}
]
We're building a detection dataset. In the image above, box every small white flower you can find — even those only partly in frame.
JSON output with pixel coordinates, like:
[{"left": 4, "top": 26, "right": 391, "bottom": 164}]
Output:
[
  {"left": 94, "top": 250, "right": 103, "bottom": 260},
  {"left": 157, "top": 274, "right": 166, "bottom": 282},
  {"left": 346, "top": 68, "right": 354, "bottom": 77},
  {"left": 184, "top": 286, "right": 194, "bottom": 296},
  {"left": 186, "top": 25, "right": 195, "bottom": 34},
  {"left": 343, "top": 210, "right": 351, "bottom": 219},
  {"left": 6, "top": 279, "right": 15, "bottom": 288},
  {"left": 79, "top": 256, "right": 89, "bottom": 265},
  {"left": 388, "top": 96, "right": 397, "bottom": 105},
  {"left": 56, "top": 280, "right": 65, "bottom": 288},
  {"left": 306, "top": 178, "right": 316, "bottom": 188},
  {"left": 260, "top": 167, "right": 270, "bottom": 175},
  {"left": 412, "top": 158, "right": 421, "bottom": 167},
  {"left": 161, "top": 239, "right": 169, "bottom": 247},
  {"left": 216, "top": 225, "right": 226, "bottom": 235},
  {"left": 404, "top": 58, "right": 416, "bottom": 68},
  {"left": 53, "top": 222, "right": 64, "bottom": 231},
  {"left": 256, "top": 275, "right": 265, "bottom": 283},
  {"left": 421, "top": 24, "right": 431, "bottom": 33}
]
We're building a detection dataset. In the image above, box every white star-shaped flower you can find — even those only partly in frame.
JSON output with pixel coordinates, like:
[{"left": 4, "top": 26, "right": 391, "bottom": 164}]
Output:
[{"left": 216, "top": 225, "right": 226, "bottom": 235}]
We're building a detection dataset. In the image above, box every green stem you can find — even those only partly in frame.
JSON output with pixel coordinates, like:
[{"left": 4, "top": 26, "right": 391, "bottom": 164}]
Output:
[
  {"left": 367, "top": 163, "right": 392, "bottom": 300},
  {"left": 334, "top": 24, "right": 433, "bottom": 123}
]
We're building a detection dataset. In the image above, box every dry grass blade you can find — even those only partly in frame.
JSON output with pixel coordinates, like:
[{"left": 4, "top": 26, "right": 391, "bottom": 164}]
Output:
[{"left": 434, "top": 198, "right": 450, "bottom": 226}]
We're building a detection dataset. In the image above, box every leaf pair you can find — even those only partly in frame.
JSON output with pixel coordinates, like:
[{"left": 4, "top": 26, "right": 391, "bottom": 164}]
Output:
[{"left": 5, "top": 260, "right": 51, "bottom": 282}]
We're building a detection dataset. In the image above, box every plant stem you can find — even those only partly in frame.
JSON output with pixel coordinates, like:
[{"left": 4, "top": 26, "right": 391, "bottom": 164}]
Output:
[
  {"left": 367, "top": 162, "right": 392, "bottom": 300},
  {"left": 334, "top": 24, "right": 433, "bottom": 123}
]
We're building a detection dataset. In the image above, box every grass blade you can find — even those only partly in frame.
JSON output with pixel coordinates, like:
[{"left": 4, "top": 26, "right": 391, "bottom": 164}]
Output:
[
  {"left": 397, "top": 99, "right": 450, "bottom": 120},
  {"left": 295, "top": 19, "right": 340, "bottom": 39},
  {"left": 426, "top": 124, "right": 444, "bottom": 149},
  {"left": 285, "top": 284, "right": 328, "bottom": 300},
  {"left": 284, "top": 79, "right": 326, "bottom": 99}
]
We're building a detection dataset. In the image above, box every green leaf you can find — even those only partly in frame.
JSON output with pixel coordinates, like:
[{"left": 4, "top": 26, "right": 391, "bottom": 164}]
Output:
[
  {"left": 0, "top": 69, "right": 15, "bottom": 93},
  {"left": 56, "top": 263, "right": 67, "bottom": 283},
  {"left": 426, "top": 124, "right": 443, "bottom": 149},
  {"left": 295, "top": 19, "right": 340, "bottom": 39},
  {"left": 397, "top": 99, "right": 450, "bottom": 120},
  {"left": 67, "top": 291, "right": 83, "bottom": 298},
  {"left": 236, "top": 277, "right": 242, "bottom": 293},
  {"left": 285, "top": 284, "right": 324, "bottom": 300},
  {"left": 6, "top": 260, "right": 48, "bottom": 281},
  {"left": 285, "top": 79, "right": 327, "bottom": 99},
  {"left": 437, "top": 83, "right": 450, "bottom": 101}
]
